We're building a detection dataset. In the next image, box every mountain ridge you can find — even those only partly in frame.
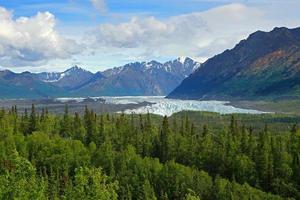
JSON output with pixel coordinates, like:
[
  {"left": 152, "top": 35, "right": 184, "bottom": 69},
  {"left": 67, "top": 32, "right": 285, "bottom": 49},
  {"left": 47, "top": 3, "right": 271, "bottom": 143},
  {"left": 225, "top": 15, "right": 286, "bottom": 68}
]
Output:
[
  {"left": 0, "top": 57, "right": 200, "bottom": 98},
  {"left": 168, "top": 27, "right": 300, "bottom": 100},
  {"left": 70, "top": 57, "right": 200, "bottom": 96}
]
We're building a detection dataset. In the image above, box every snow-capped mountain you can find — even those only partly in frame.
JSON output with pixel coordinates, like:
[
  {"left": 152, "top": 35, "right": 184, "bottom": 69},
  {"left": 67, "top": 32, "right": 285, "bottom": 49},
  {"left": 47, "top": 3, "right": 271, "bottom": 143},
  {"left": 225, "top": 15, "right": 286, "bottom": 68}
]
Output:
[
  {"left": 73, "top": 57, "right": 201, "bottom": 96},
  {"left": 102, "top": 57, "right": 200, "bottom": 77},
  {"left": 0, "top": 57, "right": 200, "bottom": 98},
  {"left": 38, "top": 66, "right": 94, "bottom": 89}
]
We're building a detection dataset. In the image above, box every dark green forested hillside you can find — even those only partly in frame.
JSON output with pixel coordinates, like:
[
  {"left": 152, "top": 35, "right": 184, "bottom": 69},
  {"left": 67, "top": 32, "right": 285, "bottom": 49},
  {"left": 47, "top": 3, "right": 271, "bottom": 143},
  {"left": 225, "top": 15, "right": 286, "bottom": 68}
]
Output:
[{"left": 1, "top": 105, "right": 300, "bottom": 199}]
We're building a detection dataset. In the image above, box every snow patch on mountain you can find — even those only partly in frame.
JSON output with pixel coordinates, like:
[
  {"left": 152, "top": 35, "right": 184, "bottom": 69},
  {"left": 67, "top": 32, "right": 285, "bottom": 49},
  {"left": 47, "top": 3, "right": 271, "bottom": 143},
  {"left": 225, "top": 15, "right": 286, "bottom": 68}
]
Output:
[
  {"left": 178, "top": 56, "right": 187, "bottom": 64},
  {"left": 193, "top": 62, "right": 201, "bottom": 71},
  {"left": 38, "top": 72, "right": 62, "bottom": 82}
]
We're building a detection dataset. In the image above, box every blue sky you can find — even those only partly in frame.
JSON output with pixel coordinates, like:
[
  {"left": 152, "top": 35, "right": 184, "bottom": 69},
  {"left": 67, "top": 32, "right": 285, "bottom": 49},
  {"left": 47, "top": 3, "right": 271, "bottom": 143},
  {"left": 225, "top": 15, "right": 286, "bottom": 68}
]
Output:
[
  {"left": 1, "top": 0, "right": 222, "bottom": 18},
  {"left": 0, "top": 0, "right": 299, "bottom": 72},
  {"left": 0, "top": 0, "right": 221, "bottom": 28}
]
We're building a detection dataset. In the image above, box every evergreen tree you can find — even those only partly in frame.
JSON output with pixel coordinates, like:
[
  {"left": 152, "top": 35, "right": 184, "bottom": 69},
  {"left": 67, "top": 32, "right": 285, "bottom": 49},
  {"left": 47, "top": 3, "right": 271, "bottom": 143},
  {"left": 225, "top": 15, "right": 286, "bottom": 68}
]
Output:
[
  {"left": 60, "top": 104, "right": 72, "bottom": 138},
  {"left": 142, "top": 179, "right": 157, "bottom": 200},
  {"left": 29, "top": 104, "right": 37, "bottom": 134},
  {"left": 73, "top": 112, "right": 86, "bottom": 141},
  {"left": 158, "top": 116, "right": 171, "bottom": 162}
]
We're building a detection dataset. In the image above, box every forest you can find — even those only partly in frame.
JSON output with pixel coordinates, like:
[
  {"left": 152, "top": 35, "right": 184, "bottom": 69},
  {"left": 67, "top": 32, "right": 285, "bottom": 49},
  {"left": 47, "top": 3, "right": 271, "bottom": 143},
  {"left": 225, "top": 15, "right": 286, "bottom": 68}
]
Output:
[{"left": 0, "top": 105, "right": 300, "bottom": 199}]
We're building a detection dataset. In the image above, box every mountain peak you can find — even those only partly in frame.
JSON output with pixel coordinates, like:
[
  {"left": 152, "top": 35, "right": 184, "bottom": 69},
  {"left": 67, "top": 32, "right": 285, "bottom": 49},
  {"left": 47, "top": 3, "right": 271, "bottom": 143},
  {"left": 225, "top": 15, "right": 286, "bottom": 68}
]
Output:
[
  {"left": 270, "top": 26, "right": 300, "bottom": 34},
  {"left": 65, "top": 65, "right": 86, "bottom": 73},
  {"left": 177, "top": 56, "right": 187, "bottom": 64},
  {"left": 247, "top": 27, "right": 300, "bottom": 43},
  {"left": 73, "top": 65, "right": 80, "bottom": 69},
  {"left": 148, "top": 60, "right": 161, "bottom": 65},
  {"left": 272, "top": 26, "right": 289, "bottom": 32}
]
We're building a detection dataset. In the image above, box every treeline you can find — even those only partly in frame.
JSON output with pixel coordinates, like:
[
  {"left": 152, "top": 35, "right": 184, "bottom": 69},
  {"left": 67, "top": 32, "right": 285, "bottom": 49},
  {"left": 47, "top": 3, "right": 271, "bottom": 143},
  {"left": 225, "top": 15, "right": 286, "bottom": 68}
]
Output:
[{"left": 0, "top": 105, "right": 299, "bottom": 199}]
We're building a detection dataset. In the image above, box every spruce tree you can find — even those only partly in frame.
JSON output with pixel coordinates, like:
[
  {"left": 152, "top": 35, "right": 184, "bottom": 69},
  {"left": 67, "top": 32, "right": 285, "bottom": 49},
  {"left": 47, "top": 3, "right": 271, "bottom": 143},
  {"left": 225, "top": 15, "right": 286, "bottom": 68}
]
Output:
[{"left": 29, "top": 104, "right": 37, "bottom": 134}]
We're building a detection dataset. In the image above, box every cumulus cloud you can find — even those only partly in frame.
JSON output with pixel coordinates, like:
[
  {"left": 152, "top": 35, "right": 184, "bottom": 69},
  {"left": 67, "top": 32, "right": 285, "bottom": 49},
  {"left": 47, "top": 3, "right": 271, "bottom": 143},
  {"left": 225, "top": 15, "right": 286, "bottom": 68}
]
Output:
[
  {"left": 0, "top": 7, "right": 81, "bottom": 67},
  {"left": 87, "top": 3, "right": 298, "bottom": 62},
  {"left": 90, "top": 0, "right": 107, "bottom": 14}
]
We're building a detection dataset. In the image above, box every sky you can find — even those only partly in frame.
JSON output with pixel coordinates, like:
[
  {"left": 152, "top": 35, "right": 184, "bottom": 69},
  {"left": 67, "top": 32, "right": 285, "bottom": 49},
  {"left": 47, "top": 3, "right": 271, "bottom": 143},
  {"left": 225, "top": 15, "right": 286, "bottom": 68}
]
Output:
[{"left": 0, "top": 0, "right": 300, "bottom": 72}]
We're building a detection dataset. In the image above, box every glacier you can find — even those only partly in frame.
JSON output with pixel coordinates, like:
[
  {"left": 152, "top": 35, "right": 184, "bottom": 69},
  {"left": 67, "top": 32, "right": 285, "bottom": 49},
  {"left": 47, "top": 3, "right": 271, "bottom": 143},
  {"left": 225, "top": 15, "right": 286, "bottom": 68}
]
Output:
[
  {"left": 105, "top": 96, "right": 265, "bottom": 116},
  {"left": 55, "top": 96, "right": 265, "bottom": 116},
  {"left": 116, "top": 96, "right": 265, "bottom": 116}
]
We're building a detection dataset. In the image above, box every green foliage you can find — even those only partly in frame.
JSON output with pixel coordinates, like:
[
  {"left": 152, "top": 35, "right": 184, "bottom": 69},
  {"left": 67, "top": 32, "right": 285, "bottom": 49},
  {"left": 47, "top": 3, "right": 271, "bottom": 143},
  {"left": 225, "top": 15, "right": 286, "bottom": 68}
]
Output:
[
  {"left": 0, "top": 150, "right": 47, "bottom": 199},
  {"left": 64, "top": 167, "right": 118, "bottom": 200},
  {"left": 1, "top": 106, "right": 299, "bottom": 199}
]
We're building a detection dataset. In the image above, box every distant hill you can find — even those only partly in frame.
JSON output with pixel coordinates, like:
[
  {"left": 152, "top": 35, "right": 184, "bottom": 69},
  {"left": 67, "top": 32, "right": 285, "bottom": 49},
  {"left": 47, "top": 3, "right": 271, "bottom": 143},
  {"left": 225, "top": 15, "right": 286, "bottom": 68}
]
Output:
[
  {"left": 0, "top": 70, "right": 66, "bottom": 98},
  {"left": 0, "top": 57, "right": 200, "bottom": 98},
  {"left": 168, "top": 27, "right": 300, "bottom": 100}
]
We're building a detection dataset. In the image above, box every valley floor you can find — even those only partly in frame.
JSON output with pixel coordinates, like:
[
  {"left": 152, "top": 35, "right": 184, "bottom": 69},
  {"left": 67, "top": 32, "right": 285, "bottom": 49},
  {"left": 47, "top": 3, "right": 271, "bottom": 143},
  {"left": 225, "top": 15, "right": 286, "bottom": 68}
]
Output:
[
  {"left": 0, "top": 98, "right": 152, "bottom": 114},
  {"left": 230, "top": 99, "right": 300, "bottom": 115}
]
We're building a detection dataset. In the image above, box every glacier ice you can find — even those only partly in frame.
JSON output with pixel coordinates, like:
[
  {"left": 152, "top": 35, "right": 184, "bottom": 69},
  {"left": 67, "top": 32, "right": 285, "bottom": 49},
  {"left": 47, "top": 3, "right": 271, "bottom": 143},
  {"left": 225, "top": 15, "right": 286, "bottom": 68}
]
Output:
[
  {"left": 105, "top": 96, "right": 265, "bottom": 116},
  {"left": 55, "top": 96, "right": 265, "bottom": 116}
]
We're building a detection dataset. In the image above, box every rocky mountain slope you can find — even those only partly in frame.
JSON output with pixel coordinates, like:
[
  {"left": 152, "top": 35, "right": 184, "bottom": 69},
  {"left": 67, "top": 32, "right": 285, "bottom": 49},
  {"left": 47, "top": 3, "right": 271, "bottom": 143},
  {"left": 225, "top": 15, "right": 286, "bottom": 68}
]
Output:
[
  {"left": 37, "top": 66, "right": 94, "bottom": 89},
  {"left": 168, "top": 27, "right": 300, "bottom": 100}
]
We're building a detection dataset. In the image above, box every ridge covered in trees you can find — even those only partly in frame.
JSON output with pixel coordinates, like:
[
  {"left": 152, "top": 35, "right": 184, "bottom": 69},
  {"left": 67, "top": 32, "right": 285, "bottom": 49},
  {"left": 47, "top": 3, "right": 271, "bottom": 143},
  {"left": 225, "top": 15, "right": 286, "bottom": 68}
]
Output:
[{"left": 0, "top": 105, "right": 300, "bottom": 199}]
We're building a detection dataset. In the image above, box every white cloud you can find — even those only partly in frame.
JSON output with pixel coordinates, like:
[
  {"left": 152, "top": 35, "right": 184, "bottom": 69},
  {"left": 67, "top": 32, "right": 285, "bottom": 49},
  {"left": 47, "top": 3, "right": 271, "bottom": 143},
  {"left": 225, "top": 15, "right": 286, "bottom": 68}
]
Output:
[
  {"left": 0, "top": 7, "right": 81, "bottom": 68},
  {"left": 2, "top": 1, "right": 300, "bottom": 71},
  {"left": 87, "top": 3, "right": 300, "bottom": 63},
  {"left": 90, "top": 0, "right": 107, "bottom": 14}
]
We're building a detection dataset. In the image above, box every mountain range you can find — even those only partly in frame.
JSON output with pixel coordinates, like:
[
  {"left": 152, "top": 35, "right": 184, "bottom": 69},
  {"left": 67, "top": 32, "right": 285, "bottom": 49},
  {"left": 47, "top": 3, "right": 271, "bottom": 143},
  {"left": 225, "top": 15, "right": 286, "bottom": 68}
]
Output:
[
  {"left": 168, "top": 27, "right": 300, "bottom": 100},
  {"left": 2, "top": 27, "right": 300, "bottom": 100},
  {"left": 0, "top": 57, "right": 200, "bottom": 98}
]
